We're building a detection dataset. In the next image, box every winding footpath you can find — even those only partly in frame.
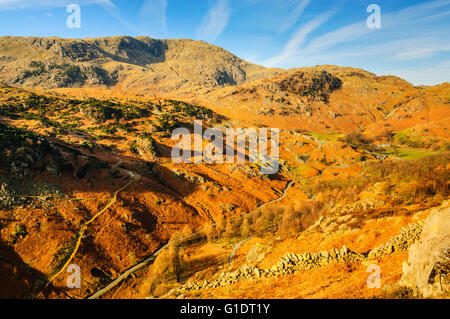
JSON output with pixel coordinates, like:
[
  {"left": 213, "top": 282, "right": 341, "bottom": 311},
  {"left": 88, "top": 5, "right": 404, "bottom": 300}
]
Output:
[
  {"left": 87, "top": 179, "right": 295, "bottom": 299},
  {"left": 38, "top": 176, "right": 140, "bottom": 297},
  {"left": 87, "top": 242, "right": 167, "bottom": 299}
]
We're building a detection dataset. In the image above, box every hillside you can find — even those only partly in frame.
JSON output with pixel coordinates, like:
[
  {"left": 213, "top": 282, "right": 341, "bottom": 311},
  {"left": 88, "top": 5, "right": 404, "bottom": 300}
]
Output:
[
  {"left": 0, "top": 36, "right": 281, "bottom": 94},
  {"left": 0, "top": 82, "right": 448, "bottom": 299},
  {"left": 187, "top": 66, "right": 450, "bottom": 136},
  {"left": 0, "top": 84, "right": 289, "bottom": 298},
  {"left": 0, "top": 36, "right": 449, "bottom": 300},
  {"left": 1, "top": 36, "right": 448, "bottom": 137}
]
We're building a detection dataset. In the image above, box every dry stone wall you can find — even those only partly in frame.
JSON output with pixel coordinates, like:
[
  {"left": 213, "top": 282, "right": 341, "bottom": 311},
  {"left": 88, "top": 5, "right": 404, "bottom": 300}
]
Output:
[{"left": 172, "top": 219, "right": 425, "bottom": 294}]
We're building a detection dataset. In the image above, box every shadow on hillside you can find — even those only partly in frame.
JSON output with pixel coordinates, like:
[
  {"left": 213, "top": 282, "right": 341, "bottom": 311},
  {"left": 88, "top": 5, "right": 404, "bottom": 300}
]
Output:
[
  {"left": 35, "top": 130, "right": 282, "bottom": 197},
  {"left": 0, "top": 237, "right": 47, "bottom": 298},
  {"left": 94, "top": 37, "right": 169, "bottom": 67},
  {"left": 179, "top": 249, "right": 228, "bottom": 283}
]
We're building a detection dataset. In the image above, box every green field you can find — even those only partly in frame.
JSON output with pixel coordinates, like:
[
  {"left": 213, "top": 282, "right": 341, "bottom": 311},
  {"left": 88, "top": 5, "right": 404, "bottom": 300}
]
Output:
[
  {"left": 307, "top": 131, "right": 344, "bottom": 142},
  {"left": 385, "top": 147, "right": 438, "bottom": 159}
]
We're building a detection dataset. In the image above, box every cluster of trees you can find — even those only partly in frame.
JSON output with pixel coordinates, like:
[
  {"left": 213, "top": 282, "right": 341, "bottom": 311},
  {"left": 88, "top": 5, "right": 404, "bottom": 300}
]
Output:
[
  {"left": 147, "top": 228, "right": 192, "bottom": 296},
  {"left": 304, "top": 71, "right": 342, "bottom": 103},
  {"left": 393, "top": 130, "right": 441, "bottom": 150},
  {"left": 168, "top": 100, "right": 214, "bottom": 120},
  {"left": 146, "top": 198, "right": 329, "bottom": 297},
  {"left": 80, "top": 100, "right": 124, "bottom": 123},
  {"left": 0, "top": 122, "right": 50, "bottom": 153},
  {"left": 339, "top": 131, "right": 378, "bottom": 152},
  {"left": 129, "top": 133, "right": 160, "bottom": 158},
  {"left": 79, "top": 98, "right": 151, "bottom": 123},
  {"left": 203, "top": 199, "right": 330, "bottom": 242},
  {"left": 312, "top": 152, "right": 449, "bottom": 206}
]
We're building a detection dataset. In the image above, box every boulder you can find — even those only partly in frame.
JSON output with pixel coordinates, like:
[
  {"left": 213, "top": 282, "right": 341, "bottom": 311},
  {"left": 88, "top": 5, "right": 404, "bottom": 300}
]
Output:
[{"left": 400, "top": 206, "right": 450, "bottom": 298}]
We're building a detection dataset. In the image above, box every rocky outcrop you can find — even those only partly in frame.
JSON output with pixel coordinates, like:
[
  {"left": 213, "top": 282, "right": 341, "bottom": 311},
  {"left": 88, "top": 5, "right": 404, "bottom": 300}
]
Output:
[
  {"left": 0, "top": 122, "right": 55, "bottom": 177},
  {"left": 228, "top": 164, "right": 270, "bottom": 180},
  {"left": 340, "top": 197, "right": 386, "bottom": 214},
  {"left": 399, "top": 206, "right": 450, "bottom": 298},
  {"left": 134, "top": 135, "right": 159, "bottom": 158},
  {"left": 276, "top": 70, "right": 342, "bottom": 102},
  {"left": 171, "top": 169, "right": 206, "bottom": 184}
]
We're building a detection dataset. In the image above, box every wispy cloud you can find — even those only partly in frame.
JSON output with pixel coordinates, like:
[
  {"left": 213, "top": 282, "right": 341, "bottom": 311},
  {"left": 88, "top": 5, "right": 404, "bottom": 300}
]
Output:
[
  {"left": 298, "top": 0, "right": 450, "bottom": 57},
  {"left": 94, "top": 0, "right": 115, "bottom": 8},
  {"left": 391, "top": 43, "right": 450, "bottom": 61},
  {"left": 264, "top": 0, "right": 450, "bottom": 69},
  {"left": 95, "top": 1, "right": 144, "bottom": 35},
  {"left": 138, "top": 0, "right": 168, "bottom": 37},
  {"left": 0, "top": 0, "right": 153, "bottom": 36},
  {"left": 278, "top": 0, "right": 311, "bottom": 34},
  {"left": 292, "top": 36, "right": 450, "bottom": 66},
  {"left": 196, "top": 0, "right": 232, "bottom": 43},
  {"left": 0, "top": 0, "right": 116, "bottom": 10},
  {"left": 265, "top": 8, "right": 338, "bottom": 66}
]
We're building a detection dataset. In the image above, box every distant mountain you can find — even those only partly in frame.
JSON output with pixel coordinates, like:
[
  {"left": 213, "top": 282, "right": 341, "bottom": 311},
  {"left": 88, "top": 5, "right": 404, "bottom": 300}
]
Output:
[
  {"left": 188, "top": 65, "right": 450, "bottom": 134},
  {"left": 0, "top": 36, "right": 449, "bottom": 300},
  {"left": 0, "top": 36, "right": 282, "bottom": 94},
  {"left": 1, "top": 36, "right": 448, "bottom": 135}
]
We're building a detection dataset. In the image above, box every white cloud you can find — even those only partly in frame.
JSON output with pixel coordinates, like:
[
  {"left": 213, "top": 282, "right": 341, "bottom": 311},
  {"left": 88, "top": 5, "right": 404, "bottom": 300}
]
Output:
[
  {"left": 265, "top": 8, "right": 338, "bottom": 67},
  {"left": 0, "top": 0, "right": 116, "bottom": 10},
  {"left": 94, "top": 0, "right": 115, "bottom": 8},
  {"left": 97, "top": 1, "right": 143, "bottom": 35},
  {"left": 264, "top": 0, "right": 450, "bottom": 69},
  {"left": 415, "top": 9, "right": 450, "bottom": 24},
  {"left": 0, "top": 0, "right": 146, "bottom": 36},
  {"left": 300, "top": 0, "right": 450, "bottom": 56},
  {"left": 278, "top": 0, "right": 310, "bottom": 34},
  {"left": 196, "top": 0, "right": 232, "bottom": 43},
  {"left": 391, "top": 44, "right": 450, "bottom": 61},
  {"left": 288, "top": 37, "right": 450, "bottom": 66},
  {"left": 299, "top": 20, "right": 369, "bottom": 56},
  {"left": 138, "top": 0, "right": 168, "bottom": 37}
]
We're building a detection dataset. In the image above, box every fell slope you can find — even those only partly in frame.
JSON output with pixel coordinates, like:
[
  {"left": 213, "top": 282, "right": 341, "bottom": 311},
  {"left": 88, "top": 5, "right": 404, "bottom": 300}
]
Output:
[
  {"left": 0, "top": 36, "right": 282, "bottom": 94},
  {"left": 0, "top": 84, "right": 287, "bottom": 298},
  {"left": 189, "top": 65, "right": 449, "bottom": 134},
  {"left": 1, "top": 36, "right": 448, "bottom": 136}
]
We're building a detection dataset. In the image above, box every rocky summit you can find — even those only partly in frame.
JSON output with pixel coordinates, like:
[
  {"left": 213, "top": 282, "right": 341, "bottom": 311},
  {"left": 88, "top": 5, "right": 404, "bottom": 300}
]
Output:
[{"left": 0, "top": 36, "right": 281, "bottom": 93}]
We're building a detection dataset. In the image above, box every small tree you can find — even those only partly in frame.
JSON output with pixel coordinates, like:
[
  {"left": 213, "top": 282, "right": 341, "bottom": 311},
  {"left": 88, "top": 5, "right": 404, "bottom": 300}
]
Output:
[
  {"left": 224, "top": 220, "right": 239, "bottom": 240},
  {"left": 203, "top": 222, "right": 217, "bottom": 242},
  {"left": 149, "top": 232, "right": 185, "bottom": 287},
  {"left": 392, "top": 144, "right": 400, "bottom": 156},
  {"left": 215, "top": 214, "right": 226, "bottom": 239},
  {"left": 278, "top": 207, "right": 299, "bottom": 237},
  {"left": 240, "top": 217, "right": 252, "bottom": 238}
]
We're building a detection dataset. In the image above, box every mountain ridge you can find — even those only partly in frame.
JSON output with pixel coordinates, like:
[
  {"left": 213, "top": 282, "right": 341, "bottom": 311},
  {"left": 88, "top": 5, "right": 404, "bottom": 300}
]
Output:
[
  {"left": 0, "top": 35, "right": 283, "bottom": 93},
  {"left": 2, "top": 35, "right": 448, "bottom": 135}
]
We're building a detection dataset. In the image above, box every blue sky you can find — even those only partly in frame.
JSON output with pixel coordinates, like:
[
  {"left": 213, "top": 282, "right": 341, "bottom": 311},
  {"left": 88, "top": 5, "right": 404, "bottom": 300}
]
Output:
[{"left": 0, "top": 0, "right": 449, "bottom": 85}]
